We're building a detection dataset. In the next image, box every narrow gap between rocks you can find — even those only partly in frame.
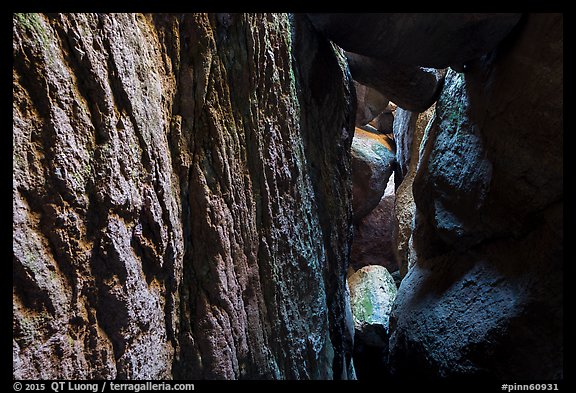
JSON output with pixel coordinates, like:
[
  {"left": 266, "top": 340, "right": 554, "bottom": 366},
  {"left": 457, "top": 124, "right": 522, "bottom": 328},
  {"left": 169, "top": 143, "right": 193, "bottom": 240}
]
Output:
[
  {"left": 346, "top": 77, "right": 438, "bottom": 380},
  {"left": 12, "top": 13, "right": 562, "bottom": 381}
]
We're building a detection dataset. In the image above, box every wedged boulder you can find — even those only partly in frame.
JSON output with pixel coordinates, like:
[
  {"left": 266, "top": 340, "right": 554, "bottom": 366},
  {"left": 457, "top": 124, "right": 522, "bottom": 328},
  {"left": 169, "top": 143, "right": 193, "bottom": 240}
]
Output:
[
  {"left": 354, "top": 81, "right": 389, "bottom": 126},
  {"left": 307, "top": 13, "right": 522, "bottom": 69},
  {"left": 351, "top": 128, "right": 396, "bottom": 222},
  {"left": 349, "top": 265, "right": 397, "bottom": 345},
  {"left": 389, "top": 14, "right": 562, "bottom": 379},
  {"left": 351, "top": 173, "right": 398, "bottom": 273},
  {"left": 346, "top": 52, "right": 445, "bottom": 112},
  {"left": 348, "top": 265, "right": 397, "bottom": 379}
]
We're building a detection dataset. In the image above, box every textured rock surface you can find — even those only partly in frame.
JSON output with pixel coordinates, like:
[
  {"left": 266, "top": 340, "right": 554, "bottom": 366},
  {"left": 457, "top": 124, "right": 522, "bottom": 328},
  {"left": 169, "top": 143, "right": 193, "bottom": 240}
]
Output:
[
  {"left": 413, "top": 71, "right": 494, "bottom": 251},
  {"left": 351, "top": 173, "right": 397, "bottom": 272},
  {"left": 346, "top": 52, "right": 445, "bottom": 112},
  {"left": 307, "top": 13, "right": 522, "bottom": 69},
  {"left": 389, "top": 14, "right": 563, "bottom": 379},
  {"left": 349, "top": 265, "right": 397, "bottom": 345},
  {"left": 351, "top": 128, "right": 396, "bottom": 222},
  {"left": 13, "top": 13, "right": 182, "bottom": 379},
  {"left": 13, "top": 13, "right": 356, "bottom": 380},
  {"left": 348, "top": 265, "right": 397, "bottom": 379},
  {"left": 393, "top": 106, "right": 435, "bottom": 181},
  {"left": 354, "top": 81, "right": 389, "bottom": 127},
  {"left": 392, "top": 106, "right": 435, "bottom": 277}
]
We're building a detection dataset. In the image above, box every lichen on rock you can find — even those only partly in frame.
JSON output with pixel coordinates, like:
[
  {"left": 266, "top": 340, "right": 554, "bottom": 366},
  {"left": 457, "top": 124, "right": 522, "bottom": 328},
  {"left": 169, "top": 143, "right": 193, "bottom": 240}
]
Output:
[
  {"left": 347, "top": 265, "right": 397, "bottom": 380},
  {"left": 13, "top": 13, "right": 356, "bottom": 380},
  {"left": 348, "top": 265, "right": 397, "bottom": 343}
]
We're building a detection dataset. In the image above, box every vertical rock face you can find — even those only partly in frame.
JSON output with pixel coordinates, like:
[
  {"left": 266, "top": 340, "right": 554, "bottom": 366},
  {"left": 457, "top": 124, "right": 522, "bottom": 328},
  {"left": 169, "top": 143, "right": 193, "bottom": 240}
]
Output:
[
  {"left": 13, "top": 13, "right": 182, "bottom": 379},
  {"left": 393, "top": 108, "right": 417, "bottom": 180},
  {"left": 392, "top": 106, "right": 435, "bottom": 277},
  {"left": 414, "top": 70, "right": 494, "bottom": 252},
  {"left": 13, "top": 13, "right": 355, "bottom": 380},
  {"left": 393, "top": 99, "right": 440, "bottom": 183},
  {"left": 388, "top": 14, "right": 563, "bottom": 379}
]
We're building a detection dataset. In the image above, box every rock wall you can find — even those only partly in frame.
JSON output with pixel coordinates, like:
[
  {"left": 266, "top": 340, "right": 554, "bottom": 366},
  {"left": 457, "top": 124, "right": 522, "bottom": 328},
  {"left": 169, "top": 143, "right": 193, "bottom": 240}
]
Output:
[
  {"left": 388, "top": 14, "right": 563, "bottom": 379},
  {"left": 392, "top": 106, "right": 435, "bottom": 278},
  {"left": 13, "top": 13, "right": 356, "bottom": 380}
]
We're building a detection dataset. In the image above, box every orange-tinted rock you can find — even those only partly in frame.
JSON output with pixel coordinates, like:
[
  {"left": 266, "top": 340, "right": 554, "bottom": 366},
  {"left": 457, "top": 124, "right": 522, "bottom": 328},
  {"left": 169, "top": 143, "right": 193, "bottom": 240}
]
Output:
[
  {"left": 13, "top": 13, "right": 356, "bottom": 380},
  {"left": 351, "top": 128, "right": 396, "bottom": 222},
  {"left": 392, "top": 106, "right": 435, "bottom": 278}
]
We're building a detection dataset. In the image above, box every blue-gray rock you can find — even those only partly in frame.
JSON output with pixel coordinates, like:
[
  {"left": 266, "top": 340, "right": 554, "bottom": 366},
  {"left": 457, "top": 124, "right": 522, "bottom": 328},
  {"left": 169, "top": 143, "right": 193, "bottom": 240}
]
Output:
[
  {"left": 388, "top": 14, "right": 562, "bottom": 379},
  {"left": 413, "top": 70, "right": 493, "bottom": 251},
  {"left": 392, "top": 108, "right": 418, "bottom": 181}
]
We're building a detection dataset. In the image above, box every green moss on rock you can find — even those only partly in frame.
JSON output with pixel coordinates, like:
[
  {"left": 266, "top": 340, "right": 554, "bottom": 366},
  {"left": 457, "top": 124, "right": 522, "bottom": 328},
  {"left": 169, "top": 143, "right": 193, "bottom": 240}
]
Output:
[
  {"left": 14, "top": 13, "right": 50, "bottom": 45},
  {"left": 348, "top": 265, "right": 397, "bottom": 335}
]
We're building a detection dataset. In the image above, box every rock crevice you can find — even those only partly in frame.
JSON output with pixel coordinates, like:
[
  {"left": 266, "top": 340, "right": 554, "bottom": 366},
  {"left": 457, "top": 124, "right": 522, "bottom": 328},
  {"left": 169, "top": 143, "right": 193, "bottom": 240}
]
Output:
[{"left": 13, "top": 12, "right": 563, "bottom": 381}]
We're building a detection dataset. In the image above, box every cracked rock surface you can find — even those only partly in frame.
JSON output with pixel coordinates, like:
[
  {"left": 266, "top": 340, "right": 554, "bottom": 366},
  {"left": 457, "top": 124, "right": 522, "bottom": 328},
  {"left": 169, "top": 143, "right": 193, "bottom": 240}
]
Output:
[{"left": 13, "top": 13, "right": 356, "bottom": 380}]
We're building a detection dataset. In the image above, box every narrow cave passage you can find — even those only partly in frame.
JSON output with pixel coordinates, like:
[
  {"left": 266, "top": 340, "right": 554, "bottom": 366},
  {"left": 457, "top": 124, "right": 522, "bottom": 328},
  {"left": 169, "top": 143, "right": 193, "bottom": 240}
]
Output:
[
  {"left": 12, "top": 13, "right": 562, "bottom": 382},
  {"left": 315, "top": 13, "right": 564, "bottom": 381},
  {"left": 346, "top": 81, "right": 435, "bottom": 380}
]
